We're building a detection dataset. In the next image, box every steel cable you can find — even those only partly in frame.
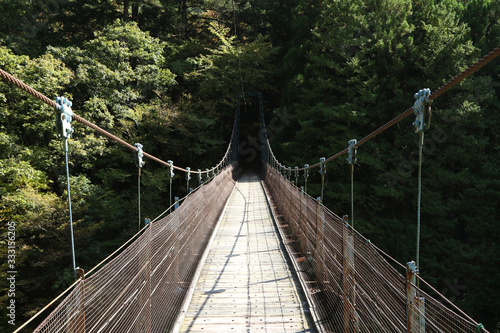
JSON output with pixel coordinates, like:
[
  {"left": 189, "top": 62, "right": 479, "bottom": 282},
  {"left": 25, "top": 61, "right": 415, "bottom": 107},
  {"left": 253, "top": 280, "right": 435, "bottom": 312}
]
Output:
[
  {"left": 270, "top": 45, "right": 500, "bottom": 172},
  {"left": 0, "top": 67, "right": 232, "bottom": 174}
]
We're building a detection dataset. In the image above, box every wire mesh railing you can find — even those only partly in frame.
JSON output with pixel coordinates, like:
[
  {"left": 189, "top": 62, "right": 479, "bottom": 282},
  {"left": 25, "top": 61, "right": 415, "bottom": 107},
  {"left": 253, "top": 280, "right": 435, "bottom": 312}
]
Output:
[
  {"left": 33, "top": 166, "right": 236, "bottom": 333},
  {"left": 262, "top": 164, "right": 488, "bottom": 333}
]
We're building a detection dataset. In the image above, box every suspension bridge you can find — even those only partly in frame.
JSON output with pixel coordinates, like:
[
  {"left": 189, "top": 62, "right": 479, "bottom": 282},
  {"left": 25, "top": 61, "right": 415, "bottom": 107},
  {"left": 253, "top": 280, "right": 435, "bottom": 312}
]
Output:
[{"left": 2, "top": 45, "right": 499, "bottom": 333}]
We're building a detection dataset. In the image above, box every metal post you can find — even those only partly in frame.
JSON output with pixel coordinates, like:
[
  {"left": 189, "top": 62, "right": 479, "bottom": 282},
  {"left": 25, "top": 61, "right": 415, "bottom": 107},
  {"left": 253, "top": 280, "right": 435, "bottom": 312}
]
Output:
[
  {"left": 315, "top": 201, "right": 325, "bottom": 285},
  {"left": 74, "top": 268, "right": 85, "bottom": 332},
  {"left": 304, "top": 164, "right": 309, "bottom": 193},
  {"left": 294, "top": 166, "right": 298, "bottom": 186},
  {"left": 342, "top": 215, "right": 357, "bottom": 332},
  {"left": 406, "top": 261, "right": 425, "bottom": 333}
]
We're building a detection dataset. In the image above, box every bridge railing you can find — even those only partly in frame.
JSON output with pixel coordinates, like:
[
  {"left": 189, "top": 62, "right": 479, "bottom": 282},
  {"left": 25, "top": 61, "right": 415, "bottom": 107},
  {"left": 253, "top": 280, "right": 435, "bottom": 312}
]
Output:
[
  {"left": 263, "top": 164, "right": 486, "bottom": 333},
  {"left": 33, "top": 166, "right": 236, "bottom": 333}
]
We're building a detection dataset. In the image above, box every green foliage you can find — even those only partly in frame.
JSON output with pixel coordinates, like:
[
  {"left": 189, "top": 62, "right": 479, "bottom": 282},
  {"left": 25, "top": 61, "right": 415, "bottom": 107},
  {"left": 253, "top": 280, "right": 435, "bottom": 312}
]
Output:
[{"left": 0, "top": 0, "right": 498, "bottom": 331}]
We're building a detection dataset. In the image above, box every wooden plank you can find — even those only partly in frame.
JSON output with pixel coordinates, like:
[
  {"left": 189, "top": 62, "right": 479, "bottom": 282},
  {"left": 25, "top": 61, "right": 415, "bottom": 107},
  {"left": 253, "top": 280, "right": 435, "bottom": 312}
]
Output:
[{"left": 177, "top": 175, "right": 317, "bottom": 333}]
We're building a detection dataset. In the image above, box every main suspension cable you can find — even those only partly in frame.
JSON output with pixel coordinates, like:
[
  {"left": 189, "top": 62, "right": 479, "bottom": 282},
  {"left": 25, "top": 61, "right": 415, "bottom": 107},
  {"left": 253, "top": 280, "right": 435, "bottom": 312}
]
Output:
[
  {"left": 270, "top": 45, "right": 500, "bottom": 172},
  {"left": 0, "top": 67, "right": 231, "bottom": 175}
]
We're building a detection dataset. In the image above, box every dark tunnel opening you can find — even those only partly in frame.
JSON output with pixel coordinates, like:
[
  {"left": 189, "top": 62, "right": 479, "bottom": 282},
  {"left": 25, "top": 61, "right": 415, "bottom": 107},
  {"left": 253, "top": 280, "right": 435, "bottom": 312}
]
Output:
[{"left": 238, "top": 98, "right": 263, "bottom": 174}]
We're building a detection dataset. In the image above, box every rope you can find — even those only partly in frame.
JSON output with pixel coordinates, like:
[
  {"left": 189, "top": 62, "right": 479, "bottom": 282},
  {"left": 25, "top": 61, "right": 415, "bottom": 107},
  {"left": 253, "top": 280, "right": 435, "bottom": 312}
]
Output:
[
  {"left": 271, "top": 45, "right": 500, "bottom": 172},
  {"left": 0, "top": 67, "right": 230, "bottom": 175}
]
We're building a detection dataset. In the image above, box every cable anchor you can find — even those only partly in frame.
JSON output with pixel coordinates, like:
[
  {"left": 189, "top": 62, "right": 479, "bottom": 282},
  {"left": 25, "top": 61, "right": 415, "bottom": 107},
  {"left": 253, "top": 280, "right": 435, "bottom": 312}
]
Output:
[
  {"left": 294, "top": 166, "right": 299, "bottom": 185},
  {"left": 168, "top": 160, "right": 174, "bottom": 212},
  {"left": 346, "top": 139, "right": 357, "bottom": 165},
  {"left": 319, "top": 157, "right": 326, "bottom": 176},
  {"left": 198, "top": 169, "right": 202, "bottom": 184},
  {"left": 186, "top": 167, "right": 191, "bottom": 192},
  {"left": 134, "top": 143, "right": 145, "bottom": 168},
  {"left": 304, "top": 164, "right": 309, "bottom": 193},
  {"left": 55, "top": 97, "right": 74, "bottom": 139},
  {"left": 413, "top": 88, "right": 432, "bottom": 133},
  {"left": 319, "top": 157, "right": 326, "bottom": 202}
]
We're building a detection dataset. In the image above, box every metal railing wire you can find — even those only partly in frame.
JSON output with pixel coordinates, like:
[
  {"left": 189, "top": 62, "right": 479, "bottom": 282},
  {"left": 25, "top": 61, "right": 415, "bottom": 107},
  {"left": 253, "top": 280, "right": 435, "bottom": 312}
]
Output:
[
  {"left": 262, "top": 165, "right": 488, "bottom": 333},
  {"left": 31, "top": 166, "right": 236, "bottom": 333}
]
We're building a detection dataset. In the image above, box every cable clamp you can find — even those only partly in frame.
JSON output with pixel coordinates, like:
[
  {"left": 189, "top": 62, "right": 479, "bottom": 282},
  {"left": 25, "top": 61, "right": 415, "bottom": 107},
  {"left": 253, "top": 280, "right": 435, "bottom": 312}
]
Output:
[
  {"left": 346, "top": 139, "right": 357, "bottom": 165},
  {"left": 407, "top": 260, "right": 418, "bottom": 274},
  {"left": 55, "top": 97, "right": 73, "bottom": 138},
  {"left": 319, "top": 157, "right": 326, "bottom": 175},
  {"left": 168, "top": 160, "right": 174, "bottom": 179},
  {"left": 343, "top": 215, "right": 349, "bottom": 228},
  {"left": 198, "top": 169, "right": 202, "bottom": 183},
  {"left": 134, "top": 143, "right": 145, "bottom": 168},
  {"left": 413, "top": 88, "right": 432, "bottom": 133},
  {"left": 186, "top": 167, "right": 191, "bottom": 181},
  {"left": 304, "top": 164, "right": 309, "bottom": 179}
]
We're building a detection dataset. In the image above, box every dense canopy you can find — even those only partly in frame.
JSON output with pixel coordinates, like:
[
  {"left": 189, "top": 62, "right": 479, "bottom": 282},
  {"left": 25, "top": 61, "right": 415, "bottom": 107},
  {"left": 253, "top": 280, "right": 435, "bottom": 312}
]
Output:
[{"left": 0, "top": 0, "right": 499, "bottom": 331}]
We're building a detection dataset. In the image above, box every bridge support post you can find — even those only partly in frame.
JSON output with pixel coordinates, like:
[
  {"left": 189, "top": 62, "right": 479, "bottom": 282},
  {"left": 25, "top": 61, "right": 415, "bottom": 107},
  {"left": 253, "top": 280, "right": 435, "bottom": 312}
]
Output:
[
  {"left": 342, "top": 216, "right": 358, "bottom": 332},
  {"left": 71, "top": 268, "right": 86, "bottom": 332},
  {"left": 406, "top": 261, "right": 425, "bottom": 333},
  {"left": 315, "top": 202, "right": 325, "bottom": 285}
]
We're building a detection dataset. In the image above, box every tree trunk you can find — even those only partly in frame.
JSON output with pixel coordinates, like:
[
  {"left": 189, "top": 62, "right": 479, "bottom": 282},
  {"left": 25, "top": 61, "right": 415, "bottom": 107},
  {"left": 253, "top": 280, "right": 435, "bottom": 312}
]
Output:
[
  {"left": 123, "top": 0, "right": 130, "bottom": 20},
  {"left": 132, "top": 3, "right": 139, "bottom": 22},
  {"left": 178, "top": 0, "right": 187, "bottom": 39}
]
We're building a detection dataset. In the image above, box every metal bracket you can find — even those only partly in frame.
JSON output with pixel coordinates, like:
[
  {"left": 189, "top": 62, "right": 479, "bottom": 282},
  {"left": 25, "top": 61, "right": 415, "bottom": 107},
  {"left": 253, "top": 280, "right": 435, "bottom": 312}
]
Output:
[
  {"left": 198, "top": 169, "right": 202, "bottom": 183},
  {"left": 319, "top": 157, "right": 326, "bottom": 175},
  {"left": 407, "top": 260, "right": 418, "bottom": 274},
  {"left": 168, "top": 160, "right": 174, "bottom": 179},
  {"left": 294, "top": 166, "right": 299, "bottom": 184},
  {"left": 55, "top": 97, "right": 73, "bottom": 139},
  {"left": 134, "top": 143, "right": 145, "bottom": 168},
  {"left": 413, "top": 88, "right": 432, "bottom": 133},
  {"left": 343, "top": 215, "right": 349, "bottom": 228},
  {"left": 186, "top": 167, "right": 191, "bottom": 181},
  {"left": 346, "top": 139, "right": 357, "bottom": 165},
  {"left": 304, "top": 164, "right": 309, "bottom": 179}
]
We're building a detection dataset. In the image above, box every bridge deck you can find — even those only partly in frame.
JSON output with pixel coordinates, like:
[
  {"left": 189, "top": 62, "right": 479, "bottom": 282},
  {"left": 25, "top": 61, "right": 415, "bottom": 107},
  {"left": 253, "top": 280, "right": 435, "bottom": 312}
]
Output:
[{"left": 178, "top": 175, "right": 316, "bottom": 333}]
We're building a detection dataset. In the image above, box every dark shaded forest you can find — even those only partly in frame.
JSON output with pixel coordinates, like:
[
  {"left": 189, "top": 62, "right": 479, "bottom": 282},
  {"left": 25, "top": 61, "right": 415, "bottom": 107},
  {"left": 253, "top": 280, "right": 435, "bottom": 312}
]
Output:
[{"left": 0, "top": 0, "right": 499, "bottom": 331}]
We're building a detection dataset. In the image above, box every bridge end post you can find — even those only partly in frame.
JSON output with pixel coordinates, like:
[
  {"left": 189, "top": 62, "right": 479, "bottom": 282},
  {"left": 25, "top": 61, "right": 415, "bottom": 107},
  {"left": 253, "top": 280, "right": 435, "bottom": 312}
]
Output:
[
  {"left": 342, "top": 215, "right": 358, "bottom": 332},
  {"left": 406, "top": 261, "right": 425, "bottom": 333},
  {"left": 315, "top": 201, "right": 325, "bottom": 286}
]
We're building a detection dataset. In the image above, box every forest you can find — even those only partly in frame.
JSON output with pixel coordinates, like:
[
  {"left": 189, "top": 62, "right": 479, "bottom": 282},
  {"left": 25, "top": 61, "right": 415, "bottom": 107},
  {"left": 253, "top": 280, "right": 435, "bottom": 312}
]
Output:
[{"left": 0, "top": 0, "right": 499, "bottom": 331}]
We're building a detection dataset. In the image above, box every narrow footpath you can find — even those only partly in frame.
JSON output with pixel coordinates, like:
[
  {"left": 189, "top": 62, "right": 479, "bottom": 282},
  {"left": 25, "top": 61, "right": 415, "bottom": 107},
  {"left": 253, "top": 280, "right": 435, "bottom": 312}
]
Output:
[{"left": 178, "top": 174, "right": 316, "bottom": 333}]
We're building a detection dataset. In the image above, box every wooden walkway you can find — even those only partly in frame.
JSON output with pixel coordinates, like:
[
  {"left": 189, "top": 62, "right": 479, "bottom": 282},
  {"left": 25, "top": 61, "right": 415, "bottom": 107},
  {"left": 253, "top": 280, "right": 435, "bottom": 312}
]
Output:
[{"left": 178, "top": 175, "right": 317, "bottom": 333}]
